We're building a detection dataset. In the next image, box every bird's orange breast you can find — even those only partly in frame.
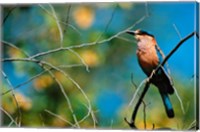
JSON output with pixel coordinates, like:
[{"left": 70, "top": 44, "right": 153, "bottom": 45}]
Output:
[{"left": 137, "top": 46, "right": 159, "bottom": 76}]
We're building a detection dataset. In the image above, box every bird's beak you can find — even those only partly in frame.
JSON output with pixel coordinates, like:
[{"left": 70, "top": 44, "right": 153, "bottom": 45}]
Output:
[{"left": 126, "top": 30, "right": 136, "bottom": 36}]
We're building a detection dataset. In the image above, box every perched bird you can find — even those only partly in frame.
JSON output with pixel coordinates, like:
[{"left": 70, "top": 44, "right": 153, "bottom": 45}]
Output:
[{"left": 126, "top": 29, "right": 175, "bottom": 118}]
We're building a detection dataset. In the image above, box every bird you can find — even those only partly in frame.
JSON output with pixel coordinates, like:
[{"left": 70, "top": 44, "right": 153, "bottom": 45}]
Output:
[{"left": 126, "top": 29, "right": 175, "bottom": 118}]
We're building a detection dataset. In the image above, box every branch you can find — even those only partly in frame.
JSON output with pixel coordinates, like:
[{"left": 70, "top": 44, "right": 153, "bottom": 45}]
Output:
[
  {"left": 28, "top": 15, "right": 147, "bottom": 59},
  {"left": 44, "top": 109, "right": 75, "bottom": 127},
  {"left": 68, "top": 49, "right": 89, "bottom": 72},
  {"left": 63, "top": 4, "right": 72, "bottom": 34},
  {"left": 38, "top": 4, "right": 81, "bottom": 35},
  {"left": 0, "top": 107, "right": 18, "bottom": 126},
  {"left": 2, "top": 6, "right": 16, "bottom": 26},
  {"left": 95, "top": 4, "right": 117, "bottom": 42},
  {"left": 48, "top": 4, "right": 64, "bottom": 47},
  {"left": 1, "top": 70, "right": 22, "bottom": 126},
  {"left": 125, "top": 81, "right": 150, "bottom": 129},
  {"left": 160, "top": 31, "right": 196, "bottom": 67},
  {"left": 173, "top": 23, "right": 182, "bottom": 39},
  {"left": 1, "top": 69, "right": 48, "bottom": 95}
]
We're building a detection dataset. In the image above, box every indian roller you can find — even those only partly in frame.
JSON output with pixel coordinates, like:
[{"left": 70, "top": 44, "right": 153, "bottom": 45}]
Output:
[{"left": 126, "top": 29, "right": 175, "bottom": 118}]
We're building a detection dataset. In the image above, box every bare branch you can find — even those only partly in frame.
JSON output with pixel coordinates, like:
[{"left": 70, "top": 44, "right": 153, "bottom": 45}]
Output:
[
  {"left": 27, "top": 15, "right": 147, "bottom": 59},
  {"left": 2, "top": 6, "right": 16, "bottom": 26},
  {"left": 68, "top": 49, "right": 89, "bottom": 72},
  {"left": 143, "top": 102, "right": 147, "bottom": 129},
  {"left": 160, "top": 32, "right": 196, "bottom": 67},
  {"left": 174, "top": 88, "right": 185, "bottom": 114},
  {"left": 48, "top": 4, "right": 64, "bottom": 47},
  {"left": 41, "top": 64, "right": 80, "bottom": 128},
  {"left": 130, "top": 73, "right": 138, "bottom": 89},
  {"left": 187, "top": 120, "right": 196, "bottom": 130},
  {"left": 130, "top": 73, "right": 148, "bottom": 129},
  {"left": 58, "top": 64, "right": 84, "bottom": 68},
  {"left": 128, "top": 79, "right": 146, "bottom": 107},
  {"left": 2, "top": 40, "right": 30, "bottom": 57},
  {"left": 63, "top": 4, "right": 72, "bottom": 34},
  {"left": 1, "top": 71, "right": 21, "bottom": 126},
  {"left": 173, "top": 23, "right": 182, "bottom": 39},
  {"left": 116, "top": 36, "right": 136, "bottom": 43},
  {"left": 0, "top": 107, "right": 18, "bottom": 126},
  {"left": 38, "top": 4, "right": 81, "bottom": 35},
  {"left": 145, "top": 2, "right": 149, "bottom": 17},
  {"left": 39, "top": 114, "right": 45, "bottom": 127},
  {"left": 1, "top": 69, "right": 48, "bottom": 95},
  {"left": 78, "top": 104, "right": 97, "bottom": 128},
  {"left": 96, "top": 4, "right": 117, "bottom": 42},
  {"left": 44, "top": 109, "right": 75, "bottom": 127}
]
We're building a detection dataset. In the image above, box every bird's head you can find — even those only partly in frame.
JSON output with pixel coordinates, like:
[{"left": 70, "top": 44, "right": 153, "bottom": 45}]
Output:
[{"left": 126, "top": 29, "right": 154, "bottom": 41}]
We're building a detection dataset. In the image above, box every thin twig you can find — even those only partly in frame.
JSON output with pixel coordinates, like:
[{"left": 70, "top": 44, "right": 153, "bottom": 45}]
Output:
[
  {"left": 40, "top": 63, "right": 80, "bottom": 128},
  {"left": 130, "top": 73, "right": 138, "bottom": 89},
  {"left": 128, "top": 79, "right": 146, "bottom": 107},
  {"left": 125, "top": 81, "right": 150, "bottom": 129},
  {"left": 0, "top": 107, "right": 18, "bottom": 126},
  {"left": 174, "top": 87, "right": 185, "bottom": 114},
  {"left": 63, "top": 5, "right": 71, "bottom": 34},
  {"left": 160, "top": 32, "right": 196, "bottom": 67},
  {"left": 95, "top": 4, "right": 117, "bottom": 42},
  {"left": 2, "top": 6, "right": 16, "bottom": 26},
  {"left": 38, "top": 4, "right": 81, "bottom": 35},
  {"left": 48, "top": 4, "right": 63, "bottom": 47},
  {"left": 1, "top": 71, "right": 21, "bottom": 126},
  {"left": 156, "top": 45, "right": 171, "bottom": 75},
  {"left": 2, "top": 40, "right": 30, "bottom": 57},
  {"left": 44, "top": 109, "right": 75, "bottom": 127},
  {"left": 68, "top": 49, "right": 90, "bottom": 72},
  {"left": 173, "top": 24, "right": 182, "bottom": 39},
  {"left": 116, "top": 36, "right": 136, "bottom": 43},
  {"left": 79, "top": 104, "right": 97, "bottom": 128},
  {"left": 2, "top": 69, "right": 48, "bottom": 95},
  {"left": 58, "top": 64, "right": 84, "bottom": 68},
  {"left": 130, "top": 73, "right": 147, "bottom": 129},
  {"left": 187, "top": 120, "right": 196, "bottom": 130},
  {"left": 39, "top": 114, "right": 45, "bottom": 127},
  {"left": 143, "top": 102, "right": 147, "bottom": 129},
  {"left": 145, "top": 2, "right": 149, "bottom": 17}
]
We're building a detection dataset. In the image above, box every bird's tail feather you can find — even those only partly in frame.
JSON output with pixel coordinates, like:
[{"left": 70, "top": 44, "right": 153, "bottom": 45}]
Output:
[{"left": 159, "top": 91, "right": 174, "bottom": 118}]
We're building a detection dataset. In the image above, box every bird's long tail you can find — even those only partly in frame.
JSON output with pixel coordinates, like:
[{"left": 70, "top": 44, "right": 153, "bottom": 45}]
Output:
[{"left": 159, "top": 91, "right": 174, "bottom": 118}]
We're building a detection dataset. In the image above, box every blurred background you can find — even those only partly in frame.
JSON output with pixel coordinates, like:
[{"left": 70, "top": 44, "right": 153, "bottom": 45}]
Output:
[{"left": 1, "top": 2, "right": 198, "bottom": 129}]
